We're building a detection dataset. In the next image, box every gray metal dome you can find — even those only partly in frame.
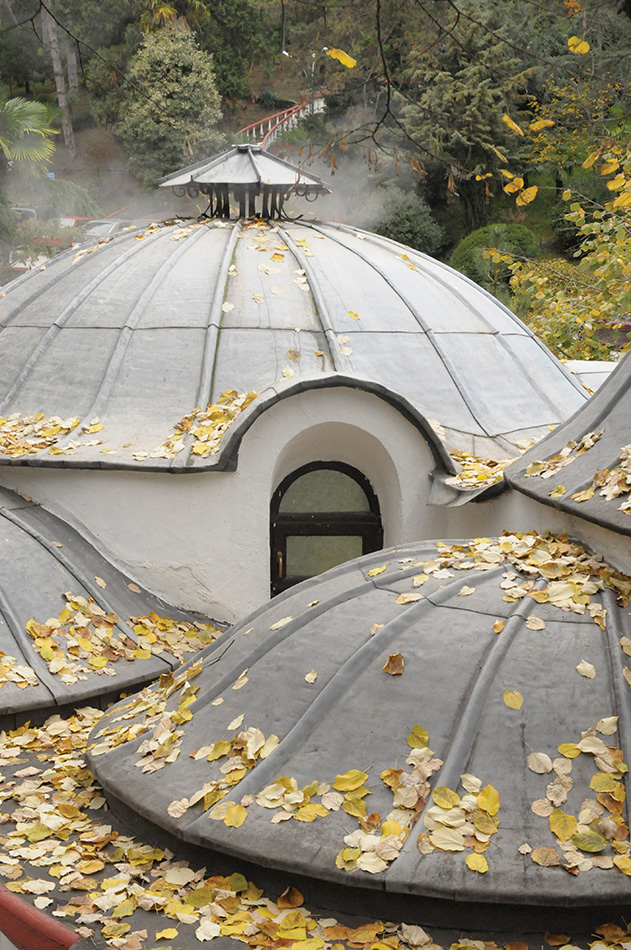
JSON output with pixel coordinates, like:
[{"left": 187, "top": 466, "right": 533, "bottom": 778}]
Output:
[
  {"left": 0, "top": 217, "right": 586, "bottom": 467},
  {"left": 86, "top": 532, "right": 631, "bottom": 915},
  {"left": 507, "top": 349, "right": 631, "bottom": 537},
  {"left": 0, "top": 485, "right": 220, "bottom": 722}
]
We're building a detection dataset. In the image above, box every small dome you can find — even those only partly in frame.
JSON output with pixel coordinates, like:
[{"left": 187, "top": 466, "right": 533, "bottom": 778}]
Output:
[
  {"left": 86, "top": 531, "right": 631, "bottom": 914},
  {"left": 507, "top": 349, "right": 631, "bottom": 537},
  {"left": 0, "top": 485, "right": 220, "bottom": 720},
  {"left": 0, "top": 218, "right": 585, "bottom": 467}
]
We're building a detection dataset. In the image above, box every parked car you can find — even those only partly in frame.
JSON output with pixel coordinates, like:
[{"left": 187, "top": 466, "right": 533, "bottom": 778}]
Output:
[
  {"left": 82, "top": 219, "right": 134, "bottom": 239},
  {"left": 10, "top": 205, "right": 37, "bottom": 221}
]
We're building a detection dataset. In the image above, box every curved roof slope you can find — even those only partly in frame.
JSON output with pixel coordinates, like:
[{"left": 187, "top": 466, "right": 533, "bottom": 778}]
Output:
[
  {"left": 506, "top": 350, "right": 631, "bottom": 537},
  {"left": 0, "top": 485, "right": 220, "bottom": 719},
  {"left": 86, "top": 533, "right": 631, "bottom": 908},
  {"left": 0, "top": 219, "right": 586, "bottom": 469}
]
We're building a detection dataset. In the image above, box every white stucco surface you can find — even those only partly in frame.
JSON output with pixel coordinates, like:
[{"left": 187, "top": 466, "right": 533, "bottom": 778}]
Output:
[{"left": 0, "top": 388, "right": 450, "bottom": 621}]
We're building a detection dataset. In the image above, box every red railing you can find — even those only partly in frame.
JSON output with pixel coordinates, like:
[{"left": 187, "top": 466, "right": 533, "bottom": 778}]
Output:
[
  {"left": 0, "top": 884, "right": 89, "bottom": 950},
  {"left": 235, "top": 94, "right": 325, "bottom": 149}
]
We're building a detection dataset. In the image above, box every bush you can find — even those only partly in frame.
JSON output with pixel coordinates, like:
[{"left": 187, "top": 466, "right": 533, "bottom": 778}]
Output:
[
  {"left": 449, "top": 223, "right": 540, "bottom": 293},
  {"left": 374, "top": 191, "right": 444, "bottom": 256}
]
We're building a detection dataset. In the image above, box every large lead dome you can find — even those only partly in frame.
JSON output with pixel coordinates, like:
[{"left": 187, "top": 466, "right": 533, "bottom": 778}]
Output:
[
  {"left": 87, "top": 532, "right": 631, "bottom": 915},
  {"left": 0, "top": 215, "right": 585, "bottom": 464}
]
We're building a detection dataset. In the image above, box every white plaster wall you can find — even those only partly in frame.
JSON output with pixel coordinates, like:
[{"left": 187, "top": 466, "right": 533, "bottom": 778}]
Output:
[
  {"left": 438, "top": 486, "right": 631, "bottom": 576},
  {"left": 0, "top": 388, "right": 447, "bottom": 622}
]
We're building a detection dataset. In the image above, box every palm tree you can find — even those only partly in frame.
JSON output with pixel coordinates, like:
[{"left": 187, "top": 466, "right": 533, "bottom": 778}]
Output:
[{"left": 0, "top": 97, "right": 56, "bottom": 185}]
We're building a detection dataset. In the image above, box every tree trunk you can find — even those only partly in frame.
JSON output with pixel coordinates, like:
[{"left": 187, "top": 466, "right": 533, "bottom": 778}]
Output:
[
  {"left": 41, "top": 6, "right": 76, "bottom": 158},
  {"left": 459, "top": 177, "right": 489, "bottom": 232},
  {"left": 0, "top": 0, "right": 18, "bottom": 26},
  {"left": 65, "top": 34, "right": 80, "bottom": 97},
  {"left": 280, "top": 0, "right": 285, "bottom": 51}
]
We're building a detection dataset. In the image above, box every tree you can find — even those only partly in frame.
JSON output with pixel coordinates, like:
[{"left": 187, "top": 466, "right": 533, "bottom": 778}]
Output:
[
  {"left": 40, "top": 5, "right": 76, "bottom": 157},
  {"left": 0, "top": 96, "right": 56, "bottom": 263},
  {"left": 138, "top": 0, "right": 211, "bottom": 31},
  {"left": 494, "top": 141, "right": 631, "bottom": 360},
  {"left": 400, "top": 2, "right": 534, "bottom": 230},
  {"left": 116, "top": 24, "right": 223, "bottom": 187},
  {"left": 0, "top": 0, "right": 44, "bottom": 97},
  {"left": 196, "top": 0, "right": 272, "bottom": 103},
  {"left": 0, "top": 97, "right": 56, "bottom": 185},
  {"left": 374, "top": 189, "right": 444, "bottom": 255}
]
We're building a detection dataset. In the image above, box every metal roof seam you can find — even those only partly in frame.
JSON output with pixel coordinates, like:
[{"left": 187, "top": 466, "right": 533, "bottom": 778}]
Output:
[
  {"left": 173, "top": 221, "right": 243, "bottom": 472},
  {"left": 276, "top": 225, "right": 344, "bottom": 372},
  {"left": 338, "top": 222, "right": 587, "bottom": 398},
  {"left": 0, "top": 578, "right": 58, "bottom": 701},
  {"left": 601, "top": 588, "right": 631, "bottom": 784},
  {"left": 0, "top": 227, "right": 171, "bottom": 414},
  {"left": 305, "top": 222, "right": 496, "bottom": 438},
  {"left": 0, "top": 505, "right": 146, "bottom": 650},
  {"left": 185, "top": 596, "right": 440, "bottom": 813},
  {"left": 70, "top": 223, "right": 212, "bottom": 430},
  {"left": 190, "top": 584, "right": 368, "bottom": 709},
  {"left": 0, "top": 228, "right": 162, "bottom": 330}
]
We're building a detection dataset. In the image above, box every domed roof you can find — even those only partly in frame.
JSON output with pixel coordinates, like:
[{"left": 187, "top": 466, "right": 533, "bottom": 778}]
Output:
[
  {"left": 0, "top": 485, "right": 221, "bottom": 720},
  {"left": 507, "top": 349, "right": 631, "bottom": 537},
  {"left": 86, "top": 532, "right": 631, "bottom": 913},
  {"left": 0, "top": 218, "right": 586, "bottom": 468}
]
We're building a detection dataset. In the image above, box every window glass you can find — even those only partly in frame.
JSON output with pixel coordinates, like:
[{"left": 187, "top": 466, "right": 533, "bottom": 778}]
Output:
[
  {"left": 279, "top": 469, "right": 370, "bottom": 513},
  {"left": 286, "top": 535, "right": 363, "bottom": 576}
]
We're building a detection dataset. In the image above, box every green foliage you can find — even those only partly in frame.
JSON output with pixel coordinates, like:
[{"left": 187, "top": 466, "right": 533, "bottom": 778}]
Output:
[
  {"left": 116, "top": 25, "right": 224, "bottom": 187},
  {"left": 138, "top": 0, "right": 210, "bottom": 31},
  {"left": 55, "top": 0, "right": 134, "bottom": 54},
  {"left": 0, "top": 5, "right": 47, "bottom": 96},
  {"left": 0, "top": 97, "right": 56, "bottom": 179},
  {"left": 0, "top": 196, "right": 17, "bottom": 264},
  {"left": 449, "top": 223, "right": 540, "bottom": 292},
  {"left": 503, "top": 140, "right": 631, "bottom": 360},
  {"left": 196, "top": 0, "right": 272, "bottom": 103},
  {"left": 374, "top": 190, "right": 444, "bottom": 255},
  {"left": 85, "top": 33, "right": 142, "bottom": 129},
  {"left": 401, "top": 2, "right": 534, "bottom": 230}
]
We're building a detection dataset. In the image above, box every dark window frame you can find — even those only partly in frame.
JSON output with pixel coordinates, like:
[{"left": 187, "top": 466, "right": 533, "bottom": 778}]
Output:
[{"left": 270, "top": 461, "right": 383, "bottom": 596}]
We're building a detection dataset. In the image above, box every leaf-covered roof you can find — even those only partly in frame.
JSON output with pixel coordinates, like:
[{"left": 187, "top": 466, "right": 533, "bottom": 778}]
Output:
[
  {"left": 0, "top": 486, "right": 220, "bottom": 719},
  {"left": 0, "top": 218, "right": 586, "bottom": 470},
  {"left": 87, "top": 532, "right": 631, "bottom": 907},
  {"left": 506, "top": 350, "right": 631, "bottom": 537}
]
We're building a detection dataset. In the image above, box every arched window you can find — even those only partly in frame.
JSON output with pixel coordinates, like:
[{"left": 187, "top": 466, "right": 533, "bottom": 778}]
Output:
[{"left": 270, "top": 462, "right": 383, "bottom": 596}]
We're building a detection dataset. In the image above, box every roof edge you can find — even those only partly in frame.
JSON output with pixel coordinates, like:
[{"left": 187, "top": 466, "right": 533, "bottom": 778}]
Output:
[{"left": 0, "top": 375, "right": 458, "bottom": 478}]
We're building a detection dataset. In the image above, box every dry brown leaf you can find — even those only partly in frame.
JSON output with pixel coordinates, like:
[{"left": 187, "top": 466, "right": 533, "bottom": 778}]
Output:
[
  {"left": 531, "top": 846, "right": 560, "bottom": 866},
  {"left": 394, "top": 591, "right": 424, "bottom": 605},
  {"left": 527, "top": 751, "right": 553, "bottom": 774},
  {"left": 531, "top": 798, "right": 554, "bottom": 817},
  {"left": 383, "top": 653, "right": 405, "bottom": 675},
  {"left": 277, "top": 886, "right": 304, "bottom": 909},
  {"left": 576, "top": 659, "right": 596, "bottom": 678},
  {"left": 525, "top": 615, "right": 545, "bottom": 630}
]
